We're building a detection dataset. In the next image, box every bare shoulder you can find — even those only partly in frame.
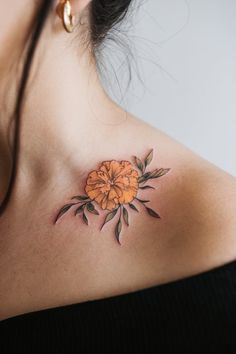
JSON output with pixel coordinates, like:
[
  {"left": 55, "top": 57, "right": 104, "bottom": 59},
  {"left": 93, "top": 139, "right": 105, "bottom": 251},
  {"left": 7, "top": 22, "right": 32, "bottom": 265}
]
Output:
[
  {"left": 118, "top": 113, "right": 236, "bottom": 273},
  {"left": 181, "top": 161, "right": 236, "bottom": 267}
]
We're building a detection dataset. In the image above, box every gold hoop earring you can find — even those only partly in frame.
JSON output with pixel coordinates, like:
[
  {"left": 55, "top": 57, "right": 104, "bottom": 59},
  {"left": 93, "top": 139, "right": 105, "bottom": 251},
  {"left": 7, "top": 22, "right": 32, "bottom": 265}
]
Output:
[{"left": 62, "top": 0, "right": 75, "bottom": 33}]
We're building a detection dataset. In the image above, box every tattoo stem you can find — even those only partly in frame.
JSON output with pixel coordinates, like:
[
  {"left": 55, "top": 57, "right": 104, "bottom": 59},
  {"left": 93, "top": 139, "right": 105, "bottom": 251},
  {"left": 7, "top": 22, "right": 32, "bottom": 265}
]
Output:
[{"left": 134, "top": 197, "right": 150, "bottom": 211}]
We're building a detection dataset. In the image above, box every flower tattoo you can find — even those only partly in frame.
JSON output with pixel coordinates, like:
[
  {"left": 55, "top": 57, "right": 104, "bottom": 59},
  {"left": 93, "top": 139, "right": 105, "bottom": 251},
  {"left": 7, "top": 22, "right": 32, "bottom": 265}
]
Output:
[
  {"left": 54, "top": 149, "right": 171, "bottom": 245},
  {"left": 85, "top": 160, "right": 139, "bottom": 210}
]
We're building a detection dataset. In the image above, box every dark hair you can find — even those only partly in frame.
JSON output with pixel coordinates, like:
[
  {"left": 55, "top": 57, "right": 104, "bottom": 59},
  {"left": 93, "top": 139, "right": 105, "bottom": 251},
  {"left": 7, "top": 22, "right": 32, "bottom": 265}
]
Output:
[
  {"left": 0, "top": 0, "right": 133, "bottom": 215},
  {"left": 90, "top": 1, "right": 133, "bottom": 46}
]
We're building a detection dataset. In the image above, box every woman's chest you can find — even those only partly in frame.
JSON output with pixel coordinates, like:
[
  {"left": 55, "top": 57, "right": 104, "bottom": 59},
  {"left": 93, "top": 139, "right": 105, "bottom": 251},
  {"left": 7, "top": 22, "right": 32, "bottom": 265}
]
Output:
[{"left": 0, "top": 206, "right": 174, "bottom": 321}]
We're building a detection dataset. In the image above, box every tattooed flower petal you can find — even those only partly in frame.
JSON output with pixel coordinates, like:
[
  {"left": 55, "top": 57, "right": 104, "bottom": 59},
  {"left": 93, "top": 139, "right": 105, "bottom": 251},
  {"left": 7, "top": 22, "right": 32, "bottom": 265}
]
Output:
[{"left": 85, "top": 160, "right": 139, "bottom": 211}]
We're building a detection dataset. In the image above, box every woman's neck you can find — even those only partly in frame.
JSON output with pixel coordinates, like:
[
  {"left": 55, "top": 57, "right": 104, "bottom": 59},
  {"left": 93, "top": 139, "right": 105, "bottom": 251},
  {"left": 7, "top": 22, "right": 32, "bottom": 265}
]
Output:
[{"left": 3, "top": 26, "right": 127, "bottom": 199}]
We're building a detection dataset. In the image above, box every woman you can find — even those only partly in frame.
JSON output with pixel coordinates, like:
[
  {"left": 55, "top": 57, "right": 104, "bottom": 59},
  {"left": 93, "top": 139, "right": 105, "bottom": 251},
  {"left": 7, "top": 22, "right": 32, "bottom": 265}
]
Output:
[{"left": 0, "top": 0, "right": 236, "bottom": 353}]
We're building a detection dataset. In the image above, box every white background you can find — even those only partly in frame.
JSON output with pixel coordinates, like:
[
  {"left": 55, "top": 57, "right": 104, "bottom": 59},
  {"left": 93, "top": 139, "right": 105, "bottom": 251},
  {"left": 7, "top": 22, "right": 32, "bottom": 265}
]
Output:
[{"left": 101, "top": 0, "right": 236, "bottom": 176}]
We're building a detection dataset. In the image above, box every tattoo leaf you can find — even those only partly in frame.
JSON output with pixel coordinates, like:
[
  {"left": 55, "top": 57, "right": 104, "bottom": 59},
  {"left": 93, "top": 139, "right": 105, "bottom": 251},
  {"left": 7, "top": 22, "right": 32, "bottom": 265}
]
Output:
[
  {"left": 115, "top": 218, "right": 122, "bottom": 244},
  {"left": 75, "top": 204, "right": 85, "bottom": 215},
  {"left": 87, "top": 203, "right": 99, "bottom": 215},
  {"left": 149, "top": 168, "right": 171, "bottom": 179},
  {"left": 134, "top": 156, "right": 144, "bottom": 173},
  {"left": 101, "top": 208, "right": 118, "bottom": 229},
  {"left": 139, "top": 185, "right": 155, "bottom": 190},
  {"left": 136, "top": 198, "right": 150, "bottom": 204},
  {"left": 146, "top": 207, "right": 161, "bottom": 219},
  {"left": 72, "top": 195, "right": 90, "bottom": 201},
  {"left": 144, "top": 149, "right": 154, "bottom": 168},
  {"left": 128, "top": 203, "right": 139, "bottom": 212},
  {"left": 123, "top": 206, "right": 129, "bottom": 226},
  {"left": 83, "top": 212, "right": 89, "bottom": 225},
  {"left": 55, "top": 203, "right": 74, "bottom": 223},
  {"left": 138, "top": 172, "right": 152, "bottom": 183}
]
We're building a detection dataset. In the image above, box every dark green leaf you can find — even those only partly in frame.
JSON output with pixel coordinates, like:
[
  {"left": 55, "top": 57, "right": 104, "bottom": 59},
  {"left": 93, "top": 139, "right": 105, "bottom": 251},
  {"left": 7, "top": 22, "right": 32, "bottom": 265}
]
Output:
[
  {"left": 138, "top": 177, "right": 144, "bottom": 183},
  {"left": 101, "top": 208, "right": 118, "bottom": 229},
  {"left": 87, "top": 203, "right": 99, "bottom": 215},
  {"left": 138, "top": 172, "right": 152, "bottom": 183},
  {"left": 139, "top": 185, "right": 155, "bottom": 190},
  {"left": 143, "top": 172, "right": 152, "bottom": 179},
  {"left": 149, "top": 168, "right": 171, "bottom": 179},
  {"left": 128, "top": 203, "right": 139, "bottom": 212},
  {"left": 71, "top": 195, "right": 90, "bottom": 201},
  {"left": 146, "top": 207, "right": 161, "bottom": 218},
  {"left": 123, "top": 206, "right": 129, "bottom": 226},
  {"left": 75, "top": 204, "right": 85, "bottom": 215},
  {"left": 144, "top": 149, "right": 154, "bottom": 168},
  {"left": 148, "top": 169, "right": 158, "bottom": 178},
  {"left": 87, "top": 202, "right": 95, "bottom": 211},
  {"left": 54, "top": 203, "right": 74, "bottom": 223},
  {"left": 134, "top": 156, "right": 144, "bottom": 173},
  {"left": 115, "top": 218, "right": 122, "bottom": 245},
  {"left": 83, "top": 212, "right": 89, "bottom": 225},
  {"left": 136, "top": 198, "right": 150, "bottom": 204}
]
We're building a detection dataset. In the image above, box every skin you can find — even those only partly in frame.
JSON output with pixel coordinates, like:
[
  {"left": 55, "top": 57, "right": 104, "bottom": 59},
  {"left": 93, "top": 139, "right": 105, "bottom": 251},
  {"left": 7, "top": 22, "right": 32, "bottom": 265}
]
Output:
[{"left": 0, "top": 0, "right": 236, "bottom": 321}]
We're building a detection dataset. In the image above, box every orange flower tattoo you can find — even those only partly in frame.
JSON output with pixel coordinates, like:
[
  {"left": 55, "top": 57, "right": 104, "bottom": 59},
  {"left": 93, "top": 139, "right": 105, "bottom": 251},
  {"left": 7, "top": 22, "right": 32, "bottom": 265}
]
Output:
[
  {"left": 85, "top": 161, "right": 139, "bottom": 211},
  {"left": 54, "top": 149, "right": 171, "bottom": 245}
]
